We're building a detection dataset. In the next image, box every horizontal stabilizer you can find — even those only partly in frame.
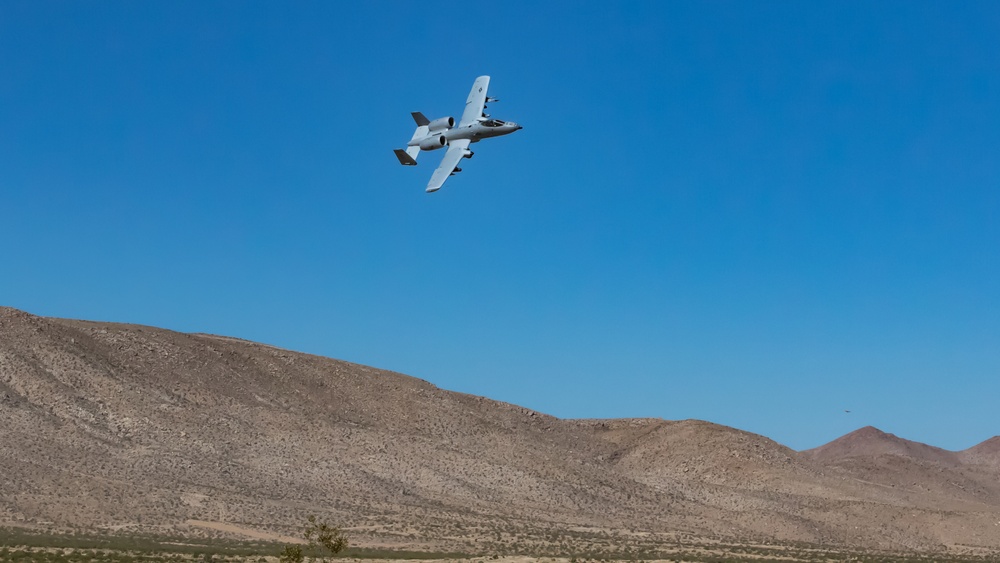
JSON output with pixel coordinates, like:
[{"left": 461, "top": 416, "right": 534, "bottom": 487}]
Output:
[
  {"left": 394, "top": 148, "right": 418, "bottom": 166},
  {"left": 411, "top": 112, "right": 430, "bottom": 126}
]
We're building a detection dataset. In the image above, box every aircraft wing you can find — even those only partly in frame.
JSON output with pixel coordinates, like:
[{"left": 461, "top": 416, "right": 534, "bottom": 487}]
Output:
[
  {"left": 426, "top": 139, "right": 471, "bottom": 193},
  {"left": 459, "top": 76, "right": 491, "bottom": 127}
]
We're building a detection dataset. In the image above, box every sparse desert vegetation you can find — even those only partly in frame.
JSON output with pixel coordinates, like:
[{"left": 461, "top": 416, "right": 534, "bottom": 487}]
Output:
[{"left": 2, "top": 527, "right": 1000, "bottom": 563}]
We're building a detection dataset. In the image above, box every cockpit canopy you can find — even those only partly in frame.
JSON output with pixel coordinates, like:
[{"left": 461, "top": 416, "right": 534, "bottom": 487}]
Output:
[{"left": 481, "top": 119, "right": 506, "bottom": 127}]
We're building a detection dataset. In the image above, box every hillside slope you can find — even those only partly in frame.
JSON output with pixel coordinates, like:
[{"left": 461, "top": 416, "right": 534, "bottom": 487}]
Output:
[{"left": 1, "top": 307, "right": 998, "bottom": 554}]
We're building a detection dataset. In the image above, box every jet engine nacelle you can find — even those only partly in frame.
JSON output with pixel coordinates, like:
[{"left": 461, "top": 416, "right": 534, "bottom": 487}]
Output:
[
  {"left": 418, "top": 135, "right": 447, "bottom": 151},
  {"left": 427, "top": 116, "right": 455, "bottom": 132}
]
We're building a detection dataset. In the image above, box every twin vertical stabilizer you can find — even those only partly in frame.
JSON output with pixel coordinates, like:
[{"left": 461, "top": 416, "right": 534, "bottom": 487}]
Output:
[{"left": 394, "top": 112, "right": 430, "bottom": 165}]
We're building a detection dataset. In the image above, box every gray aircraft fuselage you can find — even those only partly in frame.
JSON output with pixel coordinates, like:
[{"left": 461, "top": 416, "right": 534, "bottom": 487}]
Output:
[{"left": 410, "top": 119, "right": 521, "bottom": 148}]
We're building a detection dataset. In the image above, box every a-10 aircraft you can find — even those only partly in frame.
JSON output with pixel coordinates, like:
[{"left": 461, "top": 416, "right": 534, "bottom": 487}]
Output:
[{"left": 394, "top": 75, "right": 522, "bottom": 193}]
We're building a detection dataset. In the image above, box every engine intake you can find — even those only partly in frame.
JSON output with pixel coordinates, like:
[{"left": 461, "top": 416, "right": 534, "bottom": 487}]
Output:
[
  {"left": 428, "top": 116, "right": 455, "bottom": 132},
  {"left": 418, "top": 135, "right": 447, "bottom": 151}
]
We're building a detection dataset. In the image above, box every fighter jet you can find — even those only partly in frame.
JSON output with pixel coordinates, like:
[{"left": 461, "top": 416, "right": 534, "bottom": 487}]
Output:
[{"left": 394, "top": 76, "right": 522, "bottom": 193}]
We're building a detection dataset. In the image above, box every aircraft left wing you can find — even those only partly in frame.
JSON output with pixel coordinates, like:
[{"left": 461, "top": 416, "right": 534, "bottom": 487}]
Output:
[
  {"left": 459, "top": 76, "right": 491, "bottom": 127},
  {"left": 426, "top": 139, "right": 471, "bottom": 193}
]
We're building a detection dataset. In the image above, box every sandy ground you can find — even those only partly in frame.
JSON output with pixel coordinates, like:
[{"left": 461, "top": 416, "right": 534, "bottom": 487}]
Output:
[{"left": 185, "top": 520, "right": 305, "bottom": 544}]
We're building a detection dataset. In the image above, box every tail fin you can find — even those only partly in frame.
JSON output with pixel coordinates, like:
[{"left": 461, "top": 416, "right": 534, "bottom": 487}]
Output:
[
  {"left": 394, "top": 148, "right": 418, "bottom": 166},
  {"left": 396, "top": 113, "right": 430, "bottom": 166}
]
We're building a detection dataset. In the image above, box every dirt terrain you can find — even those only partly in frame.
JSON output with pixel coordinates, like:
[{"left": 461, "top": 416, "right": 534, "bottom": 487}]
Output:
[{"left": 1, "top": 306, "right": 998, "bottom": 557}]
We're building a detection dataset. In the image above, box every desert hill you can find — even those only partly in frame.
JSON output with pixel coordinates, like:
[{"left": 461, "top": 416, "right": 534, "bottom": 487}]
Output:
[
  {"left": 803, "top": 426, "right": 961, "bottom": 466},
  {"left": 1, "top": 307, "right": 999, "bottom": 555},
  {"left": 963, "top": 436, "right": 1000, "bottom": 467},
  {"left": 802, "top": 426, "right": 1000, "bottom": 511}
]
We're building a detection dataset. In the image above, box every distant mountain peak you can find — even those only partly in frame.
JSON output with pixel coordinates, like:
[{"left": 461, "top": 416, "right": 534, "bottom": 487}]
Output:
[{"left": 804, "top": 426, "right": 960, "bottom": 466}]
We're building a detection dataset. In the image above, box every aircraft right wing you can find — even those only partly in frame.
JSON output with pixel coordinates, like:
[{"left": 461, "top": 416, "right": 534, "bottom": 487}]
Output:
[
  {"left": 425, "top": 139, "right": 471, "bottom": 193},
  {"left": 459, "top": 76, "right": 491, "bottom": 127}
]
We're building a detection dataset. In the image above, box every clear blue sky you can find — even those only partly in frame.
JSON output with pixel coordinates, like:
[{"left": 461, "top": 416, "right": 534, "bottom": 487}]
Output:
[{"left": 3, "top": 1, "right": 998, "bottom": 451}]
